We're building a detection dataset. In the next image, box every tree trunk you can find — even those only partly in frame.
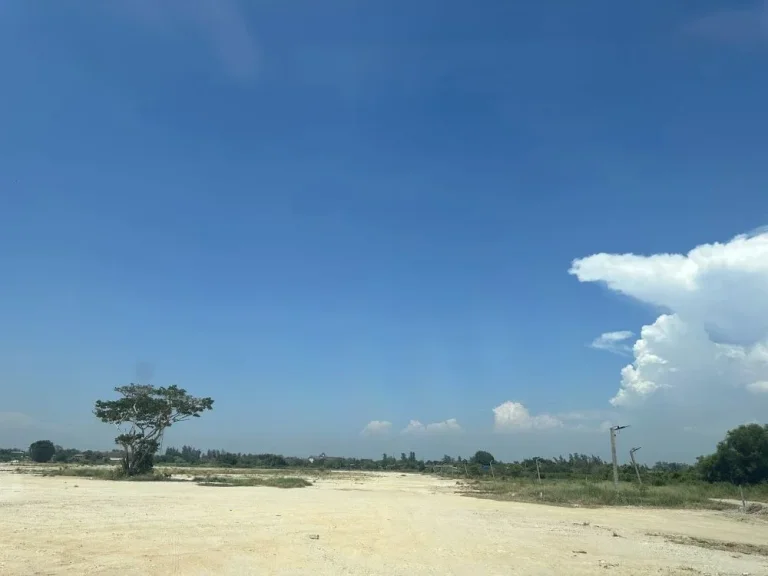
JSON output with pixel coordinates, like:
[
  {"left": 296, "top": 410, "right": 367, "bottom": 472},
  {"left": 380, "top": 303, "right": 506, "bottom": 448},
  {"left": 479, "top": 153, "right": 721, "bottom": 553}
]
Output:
[{"left": 119, "top": 439, "right": 158, "bottom": 476}]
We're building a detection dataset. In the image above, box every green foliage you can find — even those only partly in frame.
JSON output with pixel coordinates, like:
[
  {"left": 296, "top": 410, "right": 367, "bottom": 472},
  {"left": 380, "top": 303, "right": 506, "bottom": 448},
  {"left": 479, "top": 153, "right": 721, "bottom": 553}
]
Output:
[
  {"left": 0, "top": 448, "right": 26, "bottom": 462},
  {"left": 93, "top": 384, "right": 213, "bottom": 476},
  {"left": 695, "top": 424, "right": 768, "bottom": 485},
  {"left": 163, "top": 445, "right": 202, "bottom": 464},
  {"left": 29, "top": 440, "right": 56, "bottom": 463},
  {"left": 471, "top": 451, "right": 495, "bottom": 466},
  {"left": 11, "top": 420, "right": 768, "bottom": 494}
]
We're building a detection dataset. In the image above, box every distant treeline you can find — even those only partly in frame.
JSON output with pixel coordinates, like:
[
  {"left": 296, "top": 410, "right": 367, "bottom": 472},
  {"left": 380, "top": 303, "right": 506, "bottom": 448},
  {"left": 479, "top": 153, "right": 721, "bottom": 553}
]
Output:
[
  {"left": 154, "top": 448, "right": 702, "bottom": 485},
  {"left": 4, "top": 423, "right": 766, "bottom": 485},
  {"left": 0, "top": 445, "right": 701, "bottom": 484}
]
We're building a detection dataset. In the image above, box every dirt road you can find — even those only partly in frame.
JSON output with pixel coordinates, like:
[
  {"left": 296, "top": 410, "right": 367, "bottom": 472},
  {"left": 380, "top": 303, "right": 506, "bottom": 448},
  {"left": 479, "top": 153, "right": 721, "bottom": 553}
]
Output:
[{"left": 1, "top": 469, "right": 766, "bottom": 575}]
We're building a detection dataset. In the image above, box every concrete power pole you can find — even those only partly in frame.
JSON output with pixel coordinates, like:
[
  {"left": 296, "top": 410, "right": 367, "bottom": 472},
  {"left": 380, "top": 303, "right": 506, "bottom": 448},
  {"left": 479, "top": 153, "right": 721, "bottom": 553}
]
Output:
[
  {"left": 629, "top": 447, "right": 642, "bottom": 485},
  {"left": 610, "top": 425, "right": 629, "bottom": 490}
]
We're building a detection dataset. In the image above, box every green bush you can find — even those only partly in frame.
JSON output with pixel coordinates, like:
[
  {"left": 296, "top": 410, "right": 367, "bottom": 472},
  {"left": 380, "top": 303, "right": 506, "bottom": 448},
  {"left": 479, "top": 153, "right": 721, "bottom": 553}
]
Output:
[{"left": 29, "top": 440, "right": 56, "bottom": 463}]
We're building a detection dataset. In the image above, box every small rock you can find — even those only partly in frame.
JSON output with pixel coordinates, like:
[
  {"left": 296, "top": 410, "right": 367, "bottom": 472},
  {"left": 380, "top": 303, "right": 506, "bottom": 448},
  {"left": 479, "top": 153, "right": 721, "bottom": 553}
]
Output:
[
  {"left": 573, "top": 550, "right": 587, "bottom": 554},
  {"left": 309, "top": 534, "right": 320, "bottom": 540}
]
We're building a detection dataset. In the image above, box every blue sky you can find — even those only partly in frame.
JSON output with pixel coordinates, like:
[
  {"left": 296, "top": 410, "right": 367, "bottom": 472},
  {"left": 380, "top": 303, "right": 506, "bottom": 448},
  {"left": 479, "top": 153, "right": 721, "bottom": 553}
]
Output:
[{"left": 2, "top": 1, "right": 768, "bottom": 462}]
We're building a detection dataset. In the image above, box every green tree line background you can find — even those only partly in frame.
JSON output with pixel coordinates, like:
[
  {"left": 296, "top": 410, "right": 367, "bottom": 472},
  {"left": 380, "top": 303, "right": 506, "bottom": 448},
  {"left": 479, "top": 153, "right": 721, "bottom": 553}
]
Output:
[{"left": 3, "top": 423, "right": 766, "bottom": 487}]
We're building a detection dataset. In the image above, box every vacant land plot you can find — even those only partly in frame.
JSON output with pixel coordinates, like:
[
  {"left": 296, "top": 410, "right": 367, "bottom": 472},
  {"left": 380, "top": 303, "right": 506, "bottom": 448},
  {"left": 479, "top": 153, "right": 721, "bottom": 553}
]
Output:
[{"left": 1, "top": 467, "right": 767, "bottom": 575}]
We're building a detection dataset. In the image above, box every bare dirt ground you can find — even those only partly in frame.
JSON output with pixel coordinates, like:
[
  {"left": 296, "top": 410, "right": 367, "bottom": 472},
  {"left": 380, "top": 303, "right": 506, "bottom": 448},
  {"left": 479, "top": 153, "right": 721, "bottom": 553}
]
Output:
[{"left": 1, "top": 467, "right": 767, "bottom": 576}]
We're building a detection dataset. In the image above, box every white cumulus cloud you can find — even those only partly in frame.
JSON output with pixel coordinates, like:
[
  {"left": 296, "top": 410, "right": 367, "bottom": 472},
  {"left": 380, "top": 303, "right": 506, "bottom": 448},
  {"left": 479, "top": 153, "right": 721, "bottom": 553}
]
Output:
[
  {"left": 493, "top": 402, "right": 562, "bottom": 432},
  {"left": 360, "top": 420, "right": 392, "bottom": 436},
  {"left": 401, "top": 418, "right": 462, "bottom": 435},
  {"left": 590, "top": 331, "right": 635, "bottom": 355},
  {"left": 571, "top": 230, "right": 768, "bottom": 415},
  {"left": 401, "top": 420, "right": 425, "bottom": 434}
]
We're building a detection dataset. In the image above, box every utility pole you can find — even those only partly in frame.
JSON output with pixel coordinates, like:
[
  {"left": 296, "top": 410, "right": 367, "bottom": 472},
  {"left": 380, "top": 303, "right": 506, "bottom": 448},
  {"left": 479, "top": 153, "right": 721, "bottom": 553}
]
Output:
[
  {"left": 535, "top": 458, "right": 542, "bottom": 484},
  {"left": 629, "top": 447, "right": 642, "bottom": 485},
  {"left": 610, "top": 425, "right": 629, "bottom": 490}
]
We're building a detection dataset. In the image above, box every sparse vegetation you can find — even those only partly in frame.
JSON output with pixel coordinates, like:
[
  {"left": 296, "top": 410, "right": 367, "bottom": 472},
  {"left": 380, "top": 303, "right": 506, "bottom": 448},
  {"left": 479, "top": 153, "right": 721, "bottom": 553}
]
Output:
[
  {"left": 32, "top": 465, "right": 313, "bottom": 488},
  {"left": 648, "top": 533, "right": 768, "bottom": 557},
  {"left": 42, "top": 466, "right": 119, "bottom": 479},
  {"left": 194, "top": 475, "right": 312, "bottom": 488},
  {"left": 6, "top": 415, "right": 767, "bottom": 512},
  {"left": 460, "top": 478, "right": 765, "bottom": 509},
  {"left": 40, "top": 466, "right": 176, "bottom": 481}
]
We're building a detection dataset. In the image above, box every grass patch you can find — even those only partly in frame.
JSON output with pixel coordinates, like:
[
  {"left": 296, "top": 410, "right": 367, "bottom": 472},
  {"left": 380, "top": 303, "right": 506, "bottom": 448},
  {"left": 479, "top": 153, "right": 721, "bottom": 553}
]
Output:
[
  {"left": 157, "top": 465, "right": 343, "bottom": 479},
  {"left": 194, "top": 475, "right": 312, "bottom": 488},
  {"left": 42, "top": 466, "right": 120, "bottom": 479},
  {"left": 461, "top": 479, "right": 742, "bottom": 510},
  {"left": 40, "top": 467, "right": 180, "bottom": 482},
  {"left": 37, "top": 466, "right": 313, "bottom": 488},
  {"left": 648, "top": 533, "right": 768, "bottom": 557}
]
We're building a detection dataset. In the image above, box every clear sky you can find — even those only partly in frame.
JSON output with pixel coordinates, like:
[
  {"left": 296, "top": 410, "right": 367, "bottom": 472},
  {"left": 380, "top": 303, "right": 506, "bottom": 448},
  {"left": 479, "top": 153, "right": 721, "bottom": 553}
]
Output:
[{"left": 2, "top": 1, "right": 767, "bottom": 463}]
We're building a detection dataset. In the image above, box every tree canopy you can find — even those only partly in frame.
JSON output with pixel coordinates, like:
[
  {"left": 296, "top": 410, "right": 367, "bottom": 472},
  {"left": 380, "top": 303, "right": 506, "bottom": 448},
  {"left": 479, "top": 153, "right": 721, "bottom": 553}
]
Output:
[
  {"left": 696, "top": 423, "right": 768, "bottom": 485},
  {"left": 29, "top": 440, "right": 56, "bottom": 463},
  {"left": 94, "top": 384, "right": 213, "bottom": 476},
  {"left": 471, "top": 450, "right": 495, "bottom": 466}
]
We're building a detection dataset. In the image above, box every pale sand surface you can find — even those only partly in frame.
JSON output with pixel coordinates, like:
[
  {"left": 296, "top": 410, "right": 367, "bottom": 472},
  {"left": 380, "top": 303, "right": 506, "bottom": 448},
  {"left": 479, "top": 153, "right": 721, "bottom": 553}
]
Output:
[{"left": 1, "top": 468, "right": 767, "bottom": 575}]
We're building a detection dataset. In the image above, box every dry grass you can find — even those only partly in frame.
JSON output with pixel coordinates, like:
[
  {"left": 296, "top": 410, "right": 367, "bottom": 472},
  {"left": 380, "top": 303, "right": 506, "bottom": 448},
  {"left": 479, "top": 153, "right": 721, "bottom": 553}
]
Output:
[
  {"left": 39, "top": 467, "right": 183, "bottom": 482},
  {"left": 193, "top": 475, "right": 312, "bottom": 488},
  {"left": 32, "top": 465, "right": 313, "bottom": 488},
  {"left": 460, "top": 479, "right": 741, "bottom": 510},
  {"left": 40, "top": 466, "right": 118, "bottom": 479}
]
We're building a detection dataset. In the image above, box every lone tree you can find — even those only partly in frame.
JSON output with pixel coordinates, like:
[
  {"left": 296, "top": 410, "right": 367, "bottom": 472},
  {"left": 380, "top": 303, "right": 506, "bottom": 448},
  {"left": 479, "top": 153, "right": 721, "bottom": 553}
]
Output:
[
  {"left": 29, "top": 440, "right": 56, "bottom": 463},
  {"left": 471, "top": 450, "right": 495, "bottom": 466},
  {"left": 697, "top": 423, "right": 768, "bottom": 485},
  {"left": 94, "top": 384, "right": 213, "bottom": 476}
]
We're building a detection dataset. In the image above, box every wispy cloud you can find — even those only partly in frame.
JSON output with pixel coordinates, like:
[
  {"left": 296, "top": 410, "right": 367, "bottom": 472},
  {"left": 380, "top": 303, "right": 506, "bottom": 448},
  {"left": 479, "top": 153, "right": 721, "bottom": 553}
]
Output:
[
  {"left": 747, "top": 381, "right": 768, "bottom": 394},
  {"left": 557, "top": 410, "right": 617, "bottom": 422},
  {"left": 0, "top": 412, "right": 62, "bottom": 432},
  {"left": 401, "top": 418, "right": 462, "bottom": 435},
  {"left": 590, "top": 330, "right": 635, "bottom": 355},
  {"left": 685, "top": 2, "right": 768, "bottom": 46},
  {"left": 119, "top": 0, "right": 260, "bottom": 81}
]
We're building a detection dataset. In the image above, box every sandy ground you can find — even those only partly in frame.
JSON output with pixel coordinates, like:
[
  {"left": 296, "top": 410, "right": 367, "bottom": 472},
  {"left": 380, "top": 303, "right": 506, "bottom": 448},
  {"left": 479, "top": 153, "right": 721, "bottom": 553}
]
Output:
[{"left": 1, "top": 468, "right": 767, "bottom": 576}]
